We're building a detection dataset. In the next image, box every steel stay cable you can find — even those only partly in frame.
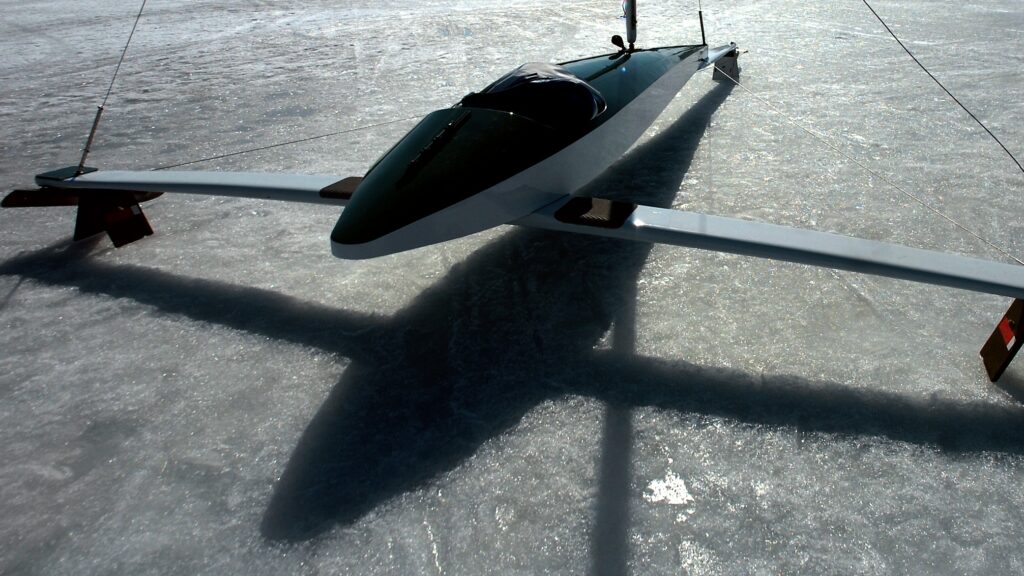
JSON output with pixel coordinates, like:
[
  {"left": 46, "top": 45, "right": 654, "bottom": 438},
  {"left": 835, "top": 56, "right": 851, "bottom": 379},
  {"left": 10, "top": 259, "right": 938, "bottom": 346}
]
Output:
[
  {"left": 709, "top": 64, "right": 1024, "bottom": 267},
  {"left": 80, "top": 1, "right": 425, "bottom": 172},
  {"left": 860, "top": 0, "right": 1024, "bottom": 176},
  {"left": 151, "top": 115, "right": 424, "bottom": 171},
  {"left": 102, "top": 0, "right": 149, "bottom": 108},
  {"left": 77, "top": 0, "right": 149, "bottom": 173}
]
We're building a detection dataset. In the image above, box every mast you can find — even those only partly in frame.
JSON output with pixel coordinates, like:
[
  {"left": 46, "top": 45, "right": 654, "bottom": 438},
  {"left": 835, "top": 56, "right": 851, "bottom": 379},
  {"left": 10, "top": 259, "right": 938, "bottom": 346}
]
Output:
[
  {"left": 624, "top": 0, "right": 637, "bottom": 49},
  {"left": 698, "top": 0, "right": 707, "bottom": 45}
]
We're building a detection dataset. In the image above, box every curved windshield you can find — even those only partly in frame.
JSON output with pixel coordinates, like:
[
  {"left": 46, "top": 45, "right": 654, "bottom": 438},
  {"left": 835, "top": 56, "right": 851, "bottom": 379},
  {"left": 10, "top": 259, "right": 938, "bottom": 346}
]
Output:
[{"left": 459, "top": 62, "right": 607, "bottom": 129}]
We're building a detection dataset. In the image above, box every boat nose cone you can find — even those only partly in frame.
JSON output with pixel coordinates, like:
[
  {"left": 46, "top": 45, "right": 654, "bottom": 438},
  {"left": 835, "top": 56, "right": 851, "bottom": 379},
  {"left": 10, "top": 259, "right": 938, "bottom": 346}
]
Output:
[{"left": 330, "top": 107, "right": 564, "bottom": 254}]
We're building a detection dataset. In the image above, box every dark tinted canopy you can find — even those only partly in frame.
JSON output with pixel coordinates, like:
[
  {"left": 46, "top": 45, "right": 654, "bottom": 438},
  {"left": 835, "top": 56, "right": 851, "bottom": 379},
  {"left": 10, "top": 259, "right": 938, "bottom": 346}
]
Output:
[{"left": 459, "top": 62, "right": 607, "bottom": 129}]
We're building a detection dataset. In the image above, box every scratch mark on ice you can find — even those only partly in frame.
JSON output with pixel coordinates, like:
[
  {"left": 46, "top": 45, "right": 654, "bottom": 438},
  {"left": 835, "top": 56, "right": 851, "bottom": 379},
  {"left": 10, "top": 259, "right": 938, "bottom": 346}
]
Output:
[{"left": 424, "top": 517, "right": 444, "bottom": 575}]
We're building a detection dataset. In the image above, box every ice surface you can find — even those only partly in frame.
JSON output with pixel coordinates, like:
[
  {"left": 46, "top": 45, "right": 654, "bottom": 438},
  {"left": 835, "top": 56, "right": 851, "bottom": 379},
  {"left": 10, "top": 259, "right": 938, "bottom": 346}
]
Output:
[
  {"left": 1, "top": 0, "right": 1023, "bottom": 574},
  {"left": 644, "top": 470, "right": 695, "bottom": 506}
]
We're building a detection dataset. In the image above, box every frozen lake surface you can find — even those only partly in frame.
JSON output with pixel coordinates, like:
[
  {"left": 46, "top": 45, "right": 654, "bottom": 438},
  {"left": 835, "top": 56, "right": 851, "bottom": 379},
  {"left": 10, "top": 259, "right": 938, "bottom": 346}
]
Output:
[{"left": 1, "top": 1, "right": 1023, "bottom": 574}]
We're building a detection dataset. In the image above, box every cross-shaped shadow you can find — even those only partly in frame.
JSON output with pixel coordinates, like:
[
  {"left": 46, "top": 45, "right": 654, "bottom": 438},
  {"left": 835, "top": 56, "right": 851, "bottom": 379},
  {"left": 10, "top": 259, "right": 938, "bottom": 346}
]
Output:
[{"left": 3, "top": 83, "right": 1022, "bottom": 566}]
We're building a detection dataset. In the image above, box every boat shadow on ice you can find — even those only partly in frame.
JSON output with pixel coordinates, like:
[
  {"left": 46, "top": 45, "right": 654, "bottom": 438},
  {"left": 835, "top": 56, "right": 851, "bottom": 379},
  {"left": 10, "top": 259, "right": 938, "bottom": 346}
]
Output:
[{"left": 3, "top": 82, "right": 1024, "bottom": 545}]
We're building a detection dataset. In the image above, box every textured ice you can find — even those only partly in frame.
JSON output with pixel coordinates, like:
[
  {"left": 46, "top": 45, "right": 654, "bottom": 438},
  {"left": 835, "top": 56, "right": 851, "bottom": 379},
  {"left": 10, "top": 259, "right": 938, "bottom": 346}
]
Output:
[
  {"left": 1, "top": 0, "right": 1023, "bottom": 574},
  {"left": 644, "top": 470, "right": 695, "bottom": 506}
]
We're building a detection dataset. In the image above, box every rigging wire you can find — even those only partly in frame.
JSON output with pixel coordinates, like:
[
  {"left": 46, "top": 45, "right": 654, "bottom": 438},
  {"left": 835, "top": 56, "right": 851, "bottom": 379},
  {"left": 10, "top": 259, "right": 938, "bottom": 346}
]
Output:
[
  {"left": 77, "top": 0, "right": 149, "bottom": 173},
  {"left": 710, "top": 64, "right": 1024, "bottom": 267},
  {"left": 861, "top": 0, "right": 1024, "bottom": 176},
  {"left": 102, "top": 0, "right": 149, "bottom": 108},
  {"left": 93, "top": 0, "right": 423, "bottom": 171},
  {"left": 151, "top": 115, "right": 424, "bottom": 170}
]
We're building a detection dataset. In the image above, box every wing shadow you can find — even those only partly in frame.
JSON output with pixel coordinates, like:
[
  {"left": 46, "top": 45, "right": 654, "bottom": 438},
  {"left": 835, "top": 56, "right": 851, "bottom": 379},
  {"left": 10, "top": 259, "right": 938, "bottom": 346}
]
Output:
[
  {"left": 3, "top": 82, "right": 1022, "bottom": 548},
  {"left": 259, "top": 81, "right": 736, "bottom": 541}
]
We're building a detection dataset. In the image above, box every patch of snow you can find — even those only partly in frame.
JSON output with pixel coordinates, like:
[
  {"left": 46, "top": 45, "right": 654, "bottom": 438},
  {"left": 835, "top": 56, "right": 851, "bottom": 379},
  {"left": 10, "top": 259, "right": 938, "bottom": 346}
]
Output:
[{"left": 644, "top": 471, "right": 695, "bottom": 505}]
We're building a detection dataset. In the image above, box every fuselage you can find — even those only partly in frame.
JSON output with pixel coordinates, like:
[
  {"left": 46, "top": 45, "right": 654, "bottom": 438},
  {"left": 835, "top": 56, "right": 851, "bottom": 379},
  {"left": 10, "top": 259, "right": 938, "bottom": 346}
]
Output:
[{"left": 331, "top": 43, "right": 717, "bottom": 259}]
